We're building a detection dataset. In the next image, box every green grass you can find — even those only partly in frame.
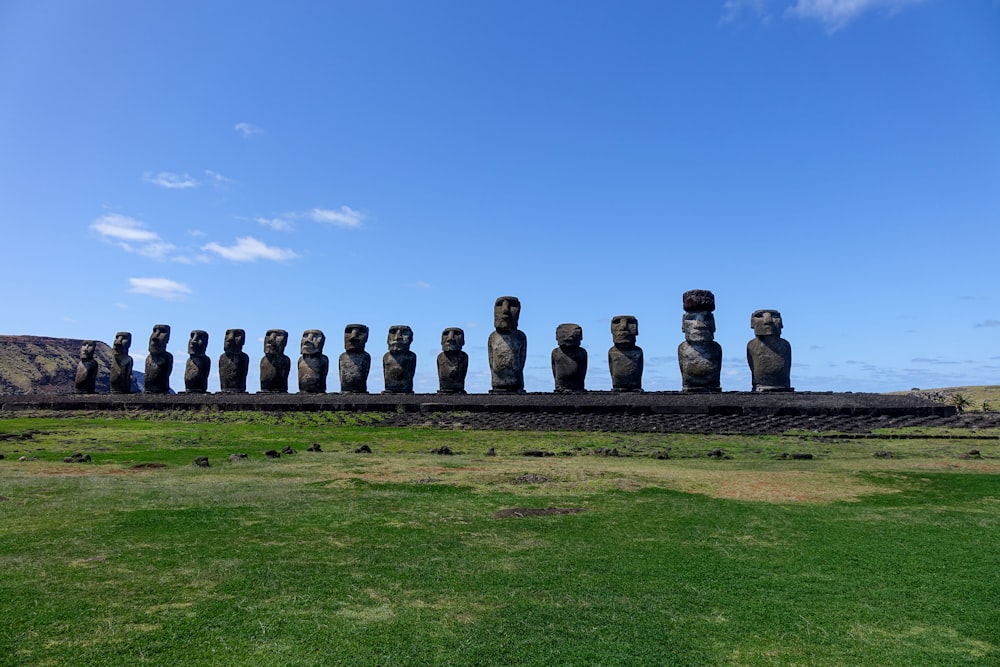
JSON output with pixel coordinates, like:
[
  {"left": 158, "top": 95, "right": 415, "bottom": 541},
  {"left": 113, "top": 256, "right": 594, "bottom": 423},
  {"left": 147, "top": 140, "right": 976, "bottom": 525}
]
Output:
[{"left": 0, "top": 412, "right": 998, "bottom": 666}]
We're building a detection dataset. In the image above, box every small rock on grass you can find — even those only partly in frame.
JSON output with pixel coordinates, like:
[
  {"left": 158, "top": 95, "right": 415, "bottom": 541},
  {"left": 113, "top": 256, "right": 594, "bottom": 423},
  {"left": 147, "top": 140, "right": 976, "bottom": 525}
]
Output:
[
  {"left": 355, "top": 444, "right": 372, "bottom": 454},
  {"left": 229, "top": 453, "right": 249, "bottom": 462},
  {"left": 430, "top": 445, "right": 452, "bottom": 455},
  {"left": 264, "top": 450, "right": 280, "bottom": 459},
  {"left": 306, "top": 443, "right": 323, "bottom": 452},
  {"left": 281, "top": 446, "right": 296, "bottom": 455},
  {"left": 193, "top": 456, "right": 210, "bottom": 467}
]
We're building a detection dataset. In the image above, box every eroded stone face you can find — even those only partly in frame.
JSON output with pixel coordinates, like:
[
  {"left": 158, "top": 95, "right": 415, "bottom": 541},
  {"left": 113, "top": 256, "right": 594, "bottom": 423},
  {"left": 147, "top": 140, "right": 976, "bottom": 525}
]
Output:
[
  {"left": 747, "top": 309, "right": 792, "bottom": 392},
  {"left": 611, "top": 315, "right": 638, "bottom": 347},
  {"left": 260, "top": 329, "right": 290, "bottom": 393},
  {"left": 219, "top": 329, "right": 249, "bottom": 393},
  {"left": 383, "top": 326, "right": 416, "bottom": 394},
  {"left": 110, "top": 332, "right": 133, "bottom": 394},
  {"left": 301, "top": 329, "right": 326, "bottom": 356},
  {"left": 298, "top": 329, "right": 329, "bottom": 393},
  {"left": 144, "top": 325, "right": 173, "bottom": 394},
  {"left": 438, "top": 328, "right": 468, "bottom": 394},
  {"left": 552, "top": 324, "right": 587, "bottom": 393},
  {"left": 494, "top": 296, "right": 521, "bottom": 333},
  {"left": 681, "top": 311, "right": 716, "bottom": 344},
  {"left": 344, "top": 324, "right": 369, "bottom": 353},
  {"left": 74, "top": 341, "right": 98, "bottom": 394},
  {"left": 489, "top": 296, "right": 526, "bottom": 393},
  {"left": 340, "top": 324, "right": 371, "bottom": 393},
  {"left": 609, "top": 316, "right": 642, "bottom": 391},
  {"left": 184, "top": 330, "right": 211, "bottom": 394}
]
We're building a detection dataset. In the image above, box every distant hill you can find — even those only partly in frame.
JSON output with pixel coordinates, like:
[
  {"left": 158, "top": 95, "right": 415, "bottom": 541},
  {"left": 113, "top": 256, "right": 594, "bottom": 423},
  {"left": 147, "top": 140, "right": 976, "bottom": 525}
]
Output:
[
  {"left": 0, "top": 335, "right": 142, "bottom": 394},
  {"left": 888, "top": 386, "right": 1000, "bottom": 413}
]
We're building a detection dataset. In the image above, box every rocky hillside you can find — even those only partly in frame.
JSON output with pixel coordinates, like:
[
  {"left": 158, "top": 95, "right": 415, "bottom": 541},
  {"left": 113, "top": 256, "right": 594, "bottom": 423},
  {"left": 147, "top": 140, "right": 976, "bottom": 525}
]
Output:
[{"left": 0, "top": 335, "right": 138, "bottom": 394}]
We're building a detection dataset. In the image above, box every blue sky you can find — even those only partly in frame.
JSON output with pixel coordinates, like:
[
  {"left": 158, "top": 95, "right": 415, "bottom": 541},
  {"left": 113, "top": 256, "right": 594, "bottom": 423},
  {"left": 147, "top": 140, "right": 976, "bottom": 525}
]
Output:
[{"left": 1, "top": 0, "right": 998, "bottom": 394}]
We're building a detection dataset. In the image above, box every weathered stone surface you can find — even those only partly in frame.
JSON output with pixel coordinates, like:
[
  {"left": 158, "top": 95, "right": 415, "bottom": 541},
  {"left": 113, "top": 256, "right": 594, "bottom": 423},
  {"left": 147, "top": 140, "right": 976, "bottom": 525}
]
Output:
[
  {"left": 259, "top": 329, "right": 291, "bottom": 393},
  {"left": 193, "top": 456, "right": 210, "bottom": 467},
  {"left": 488, "top": 296, "right": 526, "bottom": 394},
  {"left": 747, "top": 309, "right": 793, "bottom": 392},
  {"left": 218, "top": 328, "right": 249, "bottom": 393},
  {"left": 609, "top": 315, "right": 642, "bottom": 392},
  {"left": 297, "top": 329, "right": 329, "bottom": 393},
  {"left": 339, "top": 324, "right": 370, "bottom": 393},
  {"left": 437, "top": 327, "right": 468, "bottom": 394},
  {"left": 110, "top": 332, "right": 133, "bottom": 394},
  {"left": 144, "top": 324, "right": 173, "bottom": 394},
  {"left": 678, "top": 290, "right": 722, "bottom": 393},
  {"left": 382, "top": 325, "right": 416, "bottom": 394},
  {"left": 552, "top": 323, "right": 587, "bottom": 393},
  {"left": 74, "top": 341, "right": 99, "bottom": 394},
  {"left": 183, "top": 330, "right": 210, "bottom": 394}
]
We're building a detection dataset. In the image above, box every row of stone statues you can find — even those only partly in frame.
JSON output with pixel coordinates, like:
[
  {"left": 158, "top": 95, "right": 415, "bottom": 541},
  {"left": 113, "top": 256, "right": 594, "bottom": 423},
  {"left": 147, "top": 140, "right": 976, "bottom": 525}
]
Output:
[{"left": 74, "top": 291, "right": 792, "bottom": 395}]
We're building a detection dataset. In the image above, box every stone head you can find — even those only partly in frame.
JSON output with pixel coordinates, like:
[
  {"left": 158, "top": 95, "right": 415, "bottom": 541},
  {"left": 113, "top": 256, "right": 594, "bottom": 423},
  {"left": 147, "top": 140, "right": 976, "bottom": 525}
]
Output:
[
  {"left": 80, "top": 340, "right": 96, "bottom": 360},
  {"left": 751, "top": 309, "right": 783, "bottom": 337},
  {"left": 682, "top": 290, "right": 717, "bottom": 344},
  {"left": 556, "top": 323, "right": 583, "bottom": 348},
  {"left": 188, "top": 330, "right": 209, "bottom": 356},
  {"left": 113, "top": 332, "right": 132, "bottom": 354},
  {"left": 441, "top": 327, "right": 465, "bottom": 352},
  {"left": 344, "top": 324, "right": 369, "bottom": 352},
  {"left": 264, "top": 329, "right": 288, "bottom": 356},
  {"left": 494, "top": 296, "right": 521, "bottom": 333},
  {"left": 224, "top": 328, "right": 246, "bottom": 354},
  {"left": 149, "top": 324, "right": 171, "bottom": 354},
  {"left": 611, "top": 315, "right": 638, "bottom": 347},
  {"left": 387, "top": 325, "right": 413, "bottom": 353},
  {"left": 301, "top": 329, "right": 326, "bottom": 355}
]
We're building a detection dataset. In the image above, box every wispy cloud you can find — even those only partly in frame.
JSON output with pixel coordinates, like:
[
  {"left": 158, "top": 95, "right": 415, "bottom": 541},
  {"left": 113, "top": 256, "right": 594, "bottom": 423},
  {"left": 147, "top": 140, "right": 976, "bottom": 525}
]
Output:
[
  {"left": 307, "top": 206, "right": 365, "bottom": 228},
  {"left": 416, "top": 281, "right": 432, "bottom": 289},
  {"left": 143, "top": 171, "right": 199, "bottom": 189},
  {"left": 235, "top": 122, "right": 264, "bottom": 138},
  {"left": 974, "top": 320, "right": 1000, "bottom": 328},
  {"left": 202, "top": 236, "right": 299, "bottom": 262},
  {"left": 721, "top": 0, "right": 924, "bottom": 31},
  {"left": 786, "top": 0, "right": 925, "bottom": 31},
  {"left": 204, "top": 170, "right": 233, "bottom": 187},
  {"left": 91, "top": 213, "right": 160, "bottom": 242},
  {"left": 252, "top": 216, "right": 295, "bottom": 231},
  {"left": 91, "top": 213, "right": 176, "bottom": 259},
  {"left": 128, "top": 277, "right": 192, "bottom": 300}
]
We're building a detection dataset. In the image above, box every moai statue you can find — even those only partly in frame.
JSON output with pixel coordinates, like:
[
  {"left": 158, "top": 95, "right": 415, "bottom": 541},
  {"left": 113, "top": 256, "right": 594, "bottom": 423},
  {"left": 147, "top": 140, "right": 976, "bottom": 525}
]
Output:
[
  {"left": 609, "top": 315, "right": 643, "bottom": 392},
  {"left": 297, "top": 329, "right": 329, "bottom": 393},
  {"left": 144, "top": 324, "right": 173, "bottom": 394},
  {"left": 551, "top": 323, "right": 587, "bottom": 393},
  {"left": 259, "top": 329, "right": 291, "bottom": 393},
  {"left": 183, "top": 330, "right": 211, "bottom": 394},
  {"left": 437, "top": 327, "right": 468, "bottom": 394},
  {"left": 383, "top": 325, "right": 416, "bottom": 394},
  {"left": 74, "top": 340, "right": 99, "bottom": 394},
  {"left": 488, "top": 296, "right": 527, "bottom": 394},
  {"left": 339, "top": 324, "right": 371, "bottom": 393},
  {"left": 747, "top": 309, "right": 793, "bottom": 392},
  {"left": 678, "top": 290, "right": 722, "bottom": 393},
  {"left": 110, "top": 331, "right": 133, "bottom": 394},
  {"left": 218, "top": 328, "right": 249, "bottom": 393}
]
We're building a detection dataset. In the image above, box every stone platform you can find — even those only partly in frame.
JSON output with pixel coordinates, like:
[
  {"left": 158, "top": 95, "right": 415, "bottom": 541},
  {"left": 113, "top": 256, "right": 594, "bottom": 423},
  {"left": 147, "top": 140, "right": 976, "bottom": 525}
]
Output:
[{"left": 0, "top": 391, "right": 954, "bottom": 417}]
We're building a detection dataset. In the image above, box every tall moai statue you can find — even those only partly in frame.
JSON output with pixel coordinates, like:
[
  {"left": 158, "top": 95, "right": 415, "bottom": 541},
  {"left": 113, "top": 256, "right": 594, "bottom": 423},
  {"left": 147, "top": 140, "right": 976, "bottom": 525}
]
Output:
[
  {"left": 552, "top": 323, "right": 587, "bottom": 393},
  {"left": 382, "top": 325, "right": 416, "bottom": 394},
  {"left": 110, "top": 331, "right": 133, "bottom": 394},
  {"left": 437, "top": 327, "right": 468, "bottom": 394},
  {"left": 144, "top": 324, "right": 173, "bottom": 394},
  {"left": 259, "top": 329, "right": 291, "bottom": 393},
  {"left": 747, "top": 309, "right": 793, "bottom": 392},
  {"left": 608, "top": 315, "right": 643, "bottom": 392},
  {"left": 298, "top": 329, "right": 329, "bottom": 393},
  {"left": 678, "top": 290, "right": 722, "bottom": 392},
  {"left": 218, "top": 328, "right": 250, "bottom": 393},
  {"left": 183, "top": 330, "right": 211, "bottom": 394},
  {"left": 74, "top": 340, "right": 99, "bottom": 394},
  {"left": 488, "top": 296, "right": 527, "bottom": 394},
  {"left": 339, "top": 324, "right": 371, "bottom": 393}
]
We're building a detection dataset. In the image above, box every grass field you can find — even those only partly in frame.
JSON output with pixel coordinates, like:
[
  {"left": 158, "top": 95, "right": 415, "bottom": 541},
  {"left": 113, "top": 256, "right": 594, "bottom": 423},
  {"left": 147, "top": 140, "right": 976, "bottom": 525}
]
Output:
[{"left": 1, "top": 411, "right": 998, "bottom": 666}]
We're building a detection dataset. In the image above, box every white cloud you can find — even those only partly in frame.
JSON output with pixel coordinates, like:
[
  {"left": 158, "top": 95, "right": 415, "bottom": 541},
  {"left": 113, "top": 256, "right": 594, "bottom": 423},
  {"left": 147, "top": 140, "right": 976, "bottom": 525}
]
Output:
[
  {"left": 90, "top": 213, "right": 160, "bottom": 242},
  {"left": 136, "top": 241, "right": 177, "bottom": 261},
  {"left": 143, "top": 171, "right": 199, "bottom": 189},
  {"left": 205, "top": 170, "right": 234, "bottom": 186},
  {"left": 721, "top": 0, "right": 770, "bottom": 23},
  {"left": 786, "top": 0, "right": 924, "bottom": 31},
  {"left": 202, "top": 236, "right": 299, "bottom": 262},
  {"left": 253, "top": 216, "right": 295, "bottom": 231},
  {"left": 307, "top": 206, "right": 365, "bottom": 228},
  {"left": 235, "top": 122, "right": 264, "bottom": 138},
  {"left": 416, "top": 281, "right": 432, "bottom": 289},
  {"left": 128, "top": 277, "right": 192, "bottom": 300}
]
